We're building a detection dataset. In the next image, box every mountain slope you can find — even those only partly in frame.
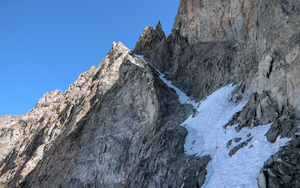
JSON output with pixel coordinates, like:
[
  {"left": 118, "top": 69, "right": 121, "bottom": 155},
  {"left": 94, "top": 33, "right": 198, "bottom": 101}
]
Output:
[
  {"left": 181, "top": 85, "right": 290, "bottom": 187},
  {"left": 133, "top": 0, "right": 300, "bottom": 187},
  {"left": 0, "top": 42, "right": 210, "bottom": 188},
  {"left": 0, "top": 0, "right": 300, "bottom": 188}
]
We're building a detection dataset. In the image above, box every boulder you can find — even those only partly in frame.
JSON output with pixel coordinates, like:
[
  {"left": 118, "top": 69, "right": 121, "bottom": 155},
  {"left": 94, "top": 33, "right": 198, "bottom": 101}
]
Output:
[{"left": 258, "top": 171, "right": 267, "bottom": 188}]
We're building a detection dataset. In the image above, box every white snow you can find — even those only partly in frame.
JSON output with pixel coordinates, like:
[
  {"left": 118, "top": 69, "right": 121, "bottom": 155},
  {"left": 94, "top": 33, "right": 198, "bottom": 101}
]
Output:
[
  {"left": 150, "top": 64, "right": 197, "bottom": 106},
  {"left": 136, "top": 55, "right": 291, "bottom": 188},
  {"left": 181, "top": 85, "right": 291, "bottom": 188},
  {"left": 134, "top": 54, "right": 196, "bottom": 106}
]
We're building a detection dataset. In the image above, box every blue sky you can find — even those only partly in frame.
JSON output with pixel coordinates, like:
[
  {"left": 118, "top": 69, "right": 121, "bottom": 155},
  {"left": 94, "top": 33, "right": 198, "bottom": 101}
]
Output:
[{"left": 0, "top": 1, "right": 180, "bottom": 116}]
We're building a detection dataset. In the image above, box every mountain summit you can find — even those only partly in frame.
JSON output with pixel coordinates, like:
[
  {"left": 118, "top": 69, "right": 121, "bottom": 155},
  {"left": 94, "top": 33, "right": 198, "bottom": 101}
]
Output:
[{"left": 1, "top": 1, "right": 300, "bottom": 187}]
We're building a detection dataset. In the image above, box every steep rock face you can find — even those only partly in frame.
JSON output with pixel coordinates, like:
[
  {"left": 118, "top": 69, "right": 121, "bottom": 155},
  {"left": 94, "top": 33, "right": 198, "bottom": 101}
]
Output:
[
  {"left": 0, "top": 42, "right": 209, "bottom": 188},
  {"left": 173, "top": 0, "right": 300, "bottom": 50},
  {"left": 173, "top": 0, "right": 300, "bottom": 110},
  {"left": 133, "top": 0, "right": 300, "bottom": 187},
  {"left": 173, "top": 0, "right": 244, "bottom": 43},
  {"left": 0, "top": 72, "right": 94, "bottom": 187},
  {"left": 135, "top": 0, "right": 300, "bottom": 110},
  {"left": 250, "top": 31, "right": 300, "bottom": 112},
  {"left": 0, "top": 90, "right": 64, "bottom": 167},
  {"left": 134, "top": 23, "right": 240, "bottom": 102},
  {"left": 1, "top": 1, "right": 300, "bottom": 187}
]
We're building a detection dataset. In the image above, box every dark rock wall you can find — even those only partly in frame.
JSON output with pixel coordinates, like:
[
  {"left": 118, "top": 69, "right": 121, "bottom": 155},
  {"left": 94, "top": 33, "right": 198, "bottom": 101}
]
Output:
[
  {"left": 133, "top": 1, "right": 300, "bottom": 187},
  {"left": 134, "top": 24, "right": 240, "bottom": 102},
  {"left": 258, "top": 138, "right": 300, "bottom": 187},
  {"left": 134, "top": 0, "right": 300, "bottom": 109}
]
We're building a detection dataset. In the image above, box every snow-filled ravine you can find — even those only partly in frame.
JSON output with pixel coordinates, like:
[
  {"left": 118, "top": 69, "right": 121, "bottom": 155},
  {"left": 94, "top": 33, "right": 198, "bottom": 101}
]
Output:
[
  {"left": 181, "top": 85, "right": 291, "bottom": 188},
  {"left": 137, "top": 55, "right": 291, "bottom": 187}
]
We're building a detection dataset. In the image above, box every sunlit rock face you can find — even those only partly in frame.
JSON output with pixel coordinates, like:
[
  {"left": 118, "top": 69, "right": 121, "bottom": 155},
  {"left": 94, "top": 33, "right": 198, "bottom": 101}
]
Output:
[
  {"left": 135, "top": 0, "right": 300, "bottom": 112},
  {"left": 174, "top": 0, "right": 299, "bottom": 46},
  {"left": 0, "top": 42, "right": 209, "bottom": 188},
  {"left": 1, "top": 0, "right": 300, "bottom": 187},
  {"left": 173, "top": 0, "right": 300, "bottom": 110}
]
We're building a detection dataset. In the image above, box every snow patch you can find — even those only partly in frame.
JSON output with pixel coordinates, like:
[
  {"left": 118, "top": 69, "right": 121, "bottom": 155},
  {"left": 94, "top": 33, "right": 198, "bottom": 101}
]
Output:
[
  {"left": 134, "top": 54, "right": 196, "bottom": 106},
  {"left": 134, "top": 55, "right": 291, "bottom": 187},
  {"left": 156, "top": 71, "right": 196, "bottom": 106},
  {"left": 182, "top": 85, "right": 291, "bottom": 188}
]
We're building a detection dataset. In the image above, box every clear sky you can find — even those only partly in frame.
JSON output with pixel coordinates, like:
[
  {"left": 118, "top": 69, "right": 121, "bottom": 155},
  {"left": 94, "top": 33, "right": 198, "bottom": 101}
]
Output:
[{"left": 0, "top": 0, "right": 180, "bottom": 117}]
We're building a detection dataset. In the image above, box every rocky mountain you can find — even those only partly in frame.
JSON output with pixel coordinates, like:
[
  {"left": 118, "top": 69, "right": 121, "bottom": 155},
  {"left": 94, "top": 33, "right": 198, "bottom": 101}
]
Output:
[{"left": 1, "top": 0, "right": 300, "bottom": 187}]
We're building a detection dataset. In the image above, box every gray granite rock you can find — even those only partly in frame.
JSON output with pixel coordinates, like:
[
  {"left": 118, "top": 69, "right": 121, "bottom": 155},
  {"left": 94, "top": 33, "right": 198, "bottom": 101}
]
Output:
[
  {"left": 1, "top": 1, "right": 300, "bottom": 187},
  {"left": 0, "top": 42, "right": 210, "bottom": 188}
]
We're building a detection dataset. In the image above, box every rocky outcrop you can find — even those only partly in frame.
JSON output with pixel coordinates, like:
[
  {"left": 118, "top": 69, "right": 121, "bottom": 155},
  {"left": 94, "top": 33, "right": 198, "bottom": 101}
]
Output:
[
  {"left": 135, "top": 0, "right": 300, "bottom": 110},
  {"left": 0, "top": 42, "right": 210, "bottom": 188},
  {"left": 133, "top": 0, "right": 300, "bottom": 187},
  {"left": 173, "top": 0, "right": 300, "bottom": 57},
  {"left": 134, "top": 23, "right": 240, "bottom": 102},
  {"left": 258, "top": 137, "right": 300, "bottom": 188},
  {"left": 228, "top": 137, "right": 253, "bottom": 157},
  {"left": 0, "top": 115, "right": 13, "bottom": 127},
  {"left": 172, "top": 0, "right": 295, "bottom": 91},
  {"left": 173, "top": 0, "right": 300, "bottom": 111},
  {"left": 225, "top": 91, "right": 281, "bottom": 132},
  {"left": 0, "top": 114, "right": 18, "bottom": 162},
  {"left": 0, "top": 90, "right": 64, "bottom": 164},
  {"left": 250, "top": 31, "right": 300, "bottom": 113},
  {"left": 173, "top": 0, "right": 243, "bottom": 43},
  {"left": 1, "top": 0, "right": 300, "bottom": 187},
  {"left": 134, "top": 0, "right": 300, "bottom": 134}
]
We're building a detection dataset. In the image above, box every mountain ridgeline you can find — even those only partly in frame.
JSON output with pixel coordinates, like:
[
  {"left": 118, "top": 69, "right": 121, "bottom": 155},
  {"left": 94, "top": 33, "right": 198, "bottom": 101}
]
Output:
[{"left": 1, "top": 0, "right": 300, "bottom": 187}]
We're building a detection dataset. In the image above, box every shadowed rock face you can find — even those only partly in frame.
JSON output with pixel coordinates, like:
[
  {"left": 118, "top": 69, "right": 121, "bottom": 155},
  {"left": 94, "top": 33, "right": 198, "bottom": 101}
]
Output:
[
  {"left": 134, "top": 0, "right": 300, "bottom": 111},
  {"left": 258, "top": 138, "right": 300, "bottom": 188},
  {"left": 1, "top": 1, "right": 300, "bottom": 187},
  {"left": 0, "top": 42, "right": 209, "bottom": 188},
  {"left": 133, "top": 0, "right": 300, "bottom": 187},
  {"left": 134, "top": 23, "right": 240, "bottom": 103}
]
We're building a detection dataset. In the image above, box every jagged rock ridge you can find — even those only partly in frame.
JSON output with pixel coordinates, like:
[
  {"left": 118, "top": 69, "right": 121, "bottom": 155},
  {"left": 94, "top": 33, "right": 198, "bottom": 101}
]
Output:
[
  {"left": 133, "top": 0, "right": 300, "bottom": 187},
  {"left": 0, "top": 42, "right": 209, "bottom": 188},
  {"left": 0, "top": 0, "right": 300, "bottom": 187}
]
